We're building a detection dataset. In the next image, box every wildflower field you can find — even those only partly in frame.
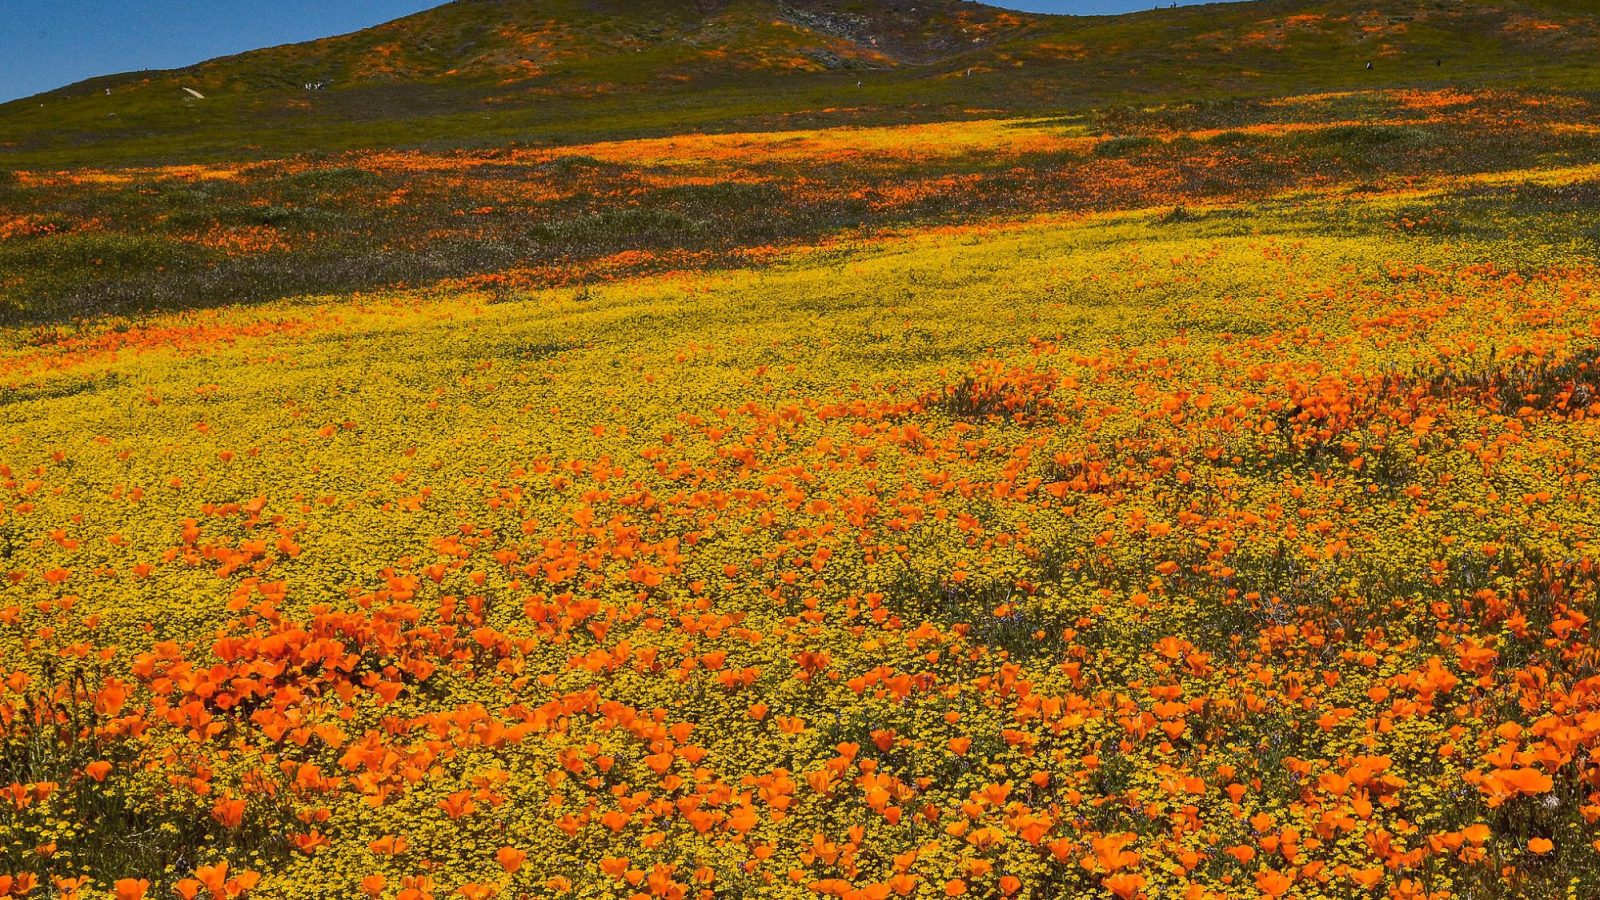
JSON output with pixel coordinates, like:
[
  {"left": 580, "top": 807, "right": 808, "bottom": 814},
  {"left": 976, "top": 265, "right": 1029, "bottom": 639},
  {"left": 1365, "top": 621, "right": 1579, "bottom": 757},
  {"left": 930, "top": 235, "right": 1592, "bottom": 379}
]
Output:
[{"left": 4, "top": 51, "right": 1600, "bottom": 900}]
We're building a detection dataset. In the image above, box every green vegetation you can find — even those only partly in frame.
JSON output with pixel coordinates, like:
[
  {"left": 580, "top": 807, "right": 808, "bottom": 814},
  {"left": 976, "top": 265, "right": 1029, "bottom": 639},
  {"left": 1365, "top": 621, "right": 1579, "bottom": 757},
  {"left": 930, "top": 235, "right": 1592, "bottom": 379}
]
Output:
[{"left": 4, "top": 84, "right": 1598, "bottom": 325}]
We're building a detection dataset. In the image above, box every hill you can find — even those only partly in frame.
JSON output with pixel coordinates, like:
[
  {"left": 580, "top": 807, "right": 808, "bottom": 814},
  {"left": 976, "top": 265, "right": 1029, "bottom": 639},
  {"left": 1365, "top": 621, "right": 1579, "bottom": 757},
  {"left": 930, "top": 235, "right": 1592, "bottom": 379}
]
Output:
[
  {"left": 5, "top": 107, "right": 1600, "bottom": 900},
  {"left": 6, "top": 0, "right": 1600, "bottom": 897},
  {"left": 2, "top": 0, "right": 1598, "bottom": 166}
]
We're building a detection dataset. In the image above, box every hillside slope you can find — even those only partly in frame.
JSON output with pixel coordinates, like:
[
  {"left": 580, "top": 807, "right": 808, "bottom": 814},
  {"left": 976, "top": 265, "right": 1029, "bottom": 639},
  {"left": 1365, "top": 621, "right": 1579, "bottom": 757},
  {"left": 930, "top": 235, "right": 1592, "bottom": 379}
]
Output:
[
  {"left": 1, "top": 0, "right": 1597, "bottom": 165},
  {"left": 200, "top": 0, "right": 1033, "bottom": 81}
]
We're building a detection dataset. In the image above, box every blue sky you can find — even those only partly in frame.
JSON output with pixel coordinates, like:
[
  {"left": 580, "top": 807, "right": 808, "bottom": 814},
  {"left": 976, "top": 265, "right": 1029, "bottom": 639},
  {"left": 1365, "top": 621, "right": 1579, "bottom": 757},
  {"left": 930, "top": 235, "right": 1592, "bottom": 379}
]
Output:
[{"left": 0, "top": 0, "right": 1221, "bottom": 104}]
